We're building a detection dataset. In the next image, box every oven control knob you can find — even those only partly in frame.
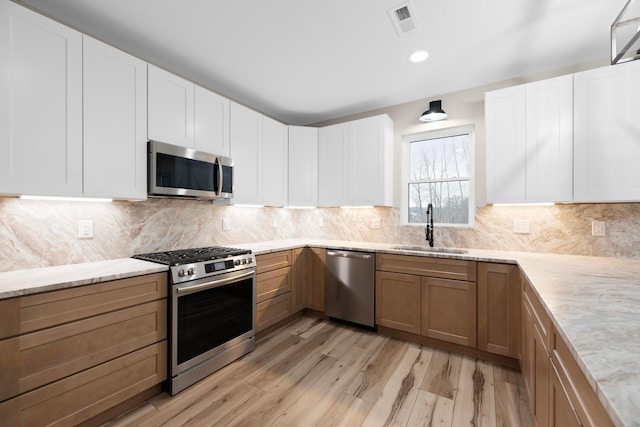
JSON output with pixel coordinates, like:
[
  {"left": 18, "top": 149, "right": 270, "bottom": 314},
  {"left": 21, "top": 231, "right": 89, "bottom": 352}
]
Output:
[
  {"left": 247, "top": 258, "right": 253, "bottom": 264},
  {"left": 235, "top": 260, "right": 241, "bottom": 266},
  {"left": 242, "top": 259, "right": 247, "bottom": 264},
  {"left": 178, "top": 269, "right": 186, "bottom": 277},
  {"left": 187, "top": 267, "right": 195, "bottom": 275}
]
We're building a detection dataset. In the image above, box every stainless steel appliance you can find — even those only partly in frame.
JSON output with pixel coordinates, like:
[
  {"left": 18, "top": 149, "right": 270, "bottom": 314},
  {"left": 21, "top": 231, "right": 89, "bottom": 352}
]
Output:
[
  {"left": 324, "top": 250, "right": 375, "bottom": 327},
  {"left": 148, "top": 140, "right": 233, "bottom": 200},
  {"left": 133, "top": 246, "right": 255, "bottom": 395}
]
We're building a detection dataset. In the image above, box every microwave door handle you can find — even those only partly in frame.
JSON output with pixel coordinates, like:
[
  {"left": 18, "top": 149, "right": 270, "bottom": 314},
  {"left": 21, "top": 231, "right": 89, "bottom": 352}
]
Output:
[{"left": 216, "top": 158, "right": 223, "bottom": 197}]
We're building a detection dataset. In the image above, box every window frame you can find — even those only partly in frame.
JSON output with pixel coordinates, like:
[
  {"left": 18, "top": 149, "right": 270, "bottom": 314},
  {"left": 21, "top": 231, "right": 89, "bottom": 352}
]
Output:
[{"left": 401, "top": 125, "right": 475, "bottom": 227}]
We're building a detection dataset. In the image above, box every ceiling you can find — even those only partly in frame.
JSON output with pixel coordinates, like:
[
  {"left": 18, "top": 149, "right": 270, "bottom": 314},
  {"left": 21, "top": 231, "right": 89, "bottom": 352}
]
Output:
[{"left": 19, "top": 0, "right": 624, "bottom": 125}]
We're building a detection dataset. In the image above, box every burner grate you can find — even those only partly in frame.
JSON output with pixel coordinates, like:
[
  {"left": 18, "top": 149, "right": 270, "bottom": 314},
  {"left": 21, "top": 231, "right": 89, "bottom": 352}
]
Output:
[{"left": 133, "top": 246, "right": 251, "bottom": 266}]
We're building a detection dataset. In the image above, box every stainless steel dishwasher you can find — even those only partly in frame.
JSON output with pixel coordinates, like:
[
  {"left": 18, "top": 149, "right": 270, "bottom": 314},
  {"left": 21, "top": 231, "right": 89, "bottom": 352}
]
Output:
[{"left": 325, "top": 250, "right": 375, "bottom": 327}]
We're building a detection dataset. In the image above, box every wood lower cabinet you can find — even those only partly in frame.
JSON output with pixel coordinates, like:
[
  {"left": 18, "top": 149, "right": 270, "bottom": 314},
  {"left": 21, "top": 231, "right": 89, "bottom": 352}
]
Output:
[
  {"left": 375, "top": 254, "right": 477, "bottom": 345},
  {"left": 549, "top": 363, "right": 581, "bottom": 427},
  {"left": 255, "top": 251, "right": 293, "bottom": 332},
  {"left": 478, "top": 262, "right": 520, "bottom": 358},
  {"left": 522, "top": 278, "right": 550, "bottom": 427},
  {"left": 421, "top": 276, "right": 476, "bottom": 347},
  {"left": 375, "top": 271, "right": 421, "bottom": 334},
  {"left": 307, "top": 248, "right": 326, "bottom": 312},
  {"left": 291, "top": 248, "right": 307, "bottom": 313},
  {"left": 0, "top": 273, "right": 168, "bottom": 426}
]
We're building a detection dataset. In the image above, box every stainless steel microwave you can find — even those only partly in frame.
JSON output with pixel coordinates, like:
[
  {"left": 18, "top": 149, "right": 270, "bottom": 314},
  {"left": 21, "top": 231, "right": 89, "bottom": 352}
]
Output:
[{"left": 148, "top": 140, "right": 233, "bottom": 200}]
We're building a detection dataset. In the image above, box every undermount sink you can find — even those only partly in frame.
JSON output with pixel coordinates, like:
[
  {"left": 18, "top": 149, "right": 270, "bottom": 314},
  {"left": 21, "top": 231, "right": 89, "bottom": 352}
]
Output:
[{"left": 391, "top": 245, "right": 468, "bottom": 254}]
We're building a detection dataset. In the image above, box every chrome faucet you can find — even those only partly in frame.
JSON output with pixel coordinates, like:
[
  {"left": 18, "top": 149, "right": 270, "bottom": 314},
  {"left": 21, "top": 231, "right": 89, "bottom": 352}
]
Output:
[{"left": 425, "top": 203, "right": 434, "bottom": 247}]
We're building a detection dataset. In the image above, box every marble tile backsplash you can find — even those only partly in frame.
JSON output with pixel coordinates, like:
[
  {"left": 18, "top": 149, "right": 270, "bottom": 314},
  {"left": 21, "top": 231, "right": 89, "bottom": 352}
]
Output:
[{"left": 2, "top": 197, "right": 640, "bottom": 272}]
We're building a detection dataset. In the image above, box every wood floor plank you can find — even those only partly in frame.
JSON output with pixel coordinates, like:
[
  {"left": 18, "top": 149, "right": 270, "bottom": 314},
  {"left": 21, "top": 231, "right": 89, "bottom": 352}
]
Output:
[
  {"left": 361, "top": 344, "right": 432, "bottom": 427},
  {"left": 315, "top": 392, "right": 372, "bottom": 427},
  {"left": 406, "top": 389, "right": 455, "bottom": 427},
  {"left": 220, "top": 353, "right": 337, "bottom": 427},
  {"left": 157, "top": 381, "right": 263, "bottom": 427},
  {"left": 451, "top": 358, "right": 497, "bottom": 427},
  {"left": 105, "top": 316, "right": 533, "bottom": 427},
  {"left": 271, "top": 345, "right": 371, "bottom": 426},
  {"left": 420, "top": 348, "right": 463, "bottom": 399},
  {"left": 345, "top": 337, "right": 407, "bottom": 403}
]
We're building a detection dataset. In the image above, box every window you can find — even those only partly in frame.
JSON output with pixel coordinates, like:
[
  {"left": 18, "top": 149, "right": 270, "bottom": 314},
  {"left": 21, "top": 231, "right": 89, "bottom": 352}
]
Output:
[{"left": 402, "top": 126, "right": 474, "bottom": 226}]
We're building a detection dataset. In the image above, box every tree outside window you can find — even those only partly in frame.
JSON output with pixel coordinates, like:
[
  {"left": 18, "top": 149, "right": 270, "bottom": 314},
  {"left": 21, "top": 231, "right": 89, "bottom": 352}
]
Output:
[{"left": 407, "top": 132, "right": 472, "bottom": 225}]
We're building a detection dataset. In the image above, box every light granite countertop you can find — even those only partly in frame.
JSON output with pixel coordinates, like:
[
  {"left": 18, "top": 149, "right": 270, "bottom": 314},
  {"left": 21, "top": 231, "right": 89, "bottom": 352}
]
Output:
[{"left": 0, "top": 239, "right": 637, "bottom": 426}]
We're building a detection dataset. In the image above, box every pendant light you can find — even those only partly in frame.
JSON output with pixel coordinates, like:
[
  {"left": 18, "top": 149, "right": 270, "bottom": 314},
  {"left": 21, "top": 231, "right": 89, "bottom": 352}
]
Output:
[{"left": 419, "top": 100, "right": 447, "bottom": 122}]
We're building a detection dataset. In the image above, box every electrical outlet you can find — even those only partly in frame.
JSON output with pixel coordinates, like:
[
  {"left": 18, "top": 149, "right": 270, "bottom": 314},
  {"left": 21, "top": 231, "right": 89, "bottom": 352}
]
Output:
[
  {"left": 78, "top": 220, "right": 93, "bottom": 239},
  {"left": 513, "top": 219, "right": 530, "bottom": 234},
  {"left": 370, "top": 218, "right": 382, "bottom": 229},
  {"left": 222, "top": 218, "right": 231, "bottom": 231},
  {"left": 592, "top": 220, "right": 606, "bottom": 236},
  {"left": 318, "top": 216, "right": 325, "bottom": 227}
]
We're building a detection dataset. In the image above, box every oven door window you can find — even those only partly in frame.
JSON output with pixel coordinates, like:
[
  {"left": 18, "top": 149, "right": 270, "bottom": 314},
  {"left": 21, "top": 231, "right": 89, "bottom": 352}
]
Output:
[{"left": 176, "top": 277, "right": 253, "bottom": 365}]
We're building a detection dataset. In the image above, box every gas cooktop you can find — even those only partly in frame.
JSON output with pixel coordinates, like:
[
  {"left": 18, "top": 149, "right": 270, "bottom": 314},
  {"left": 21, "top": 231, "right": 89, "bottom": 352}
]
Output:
[{"left": 133, "top": 246, "right": 251, "bottom": 266}]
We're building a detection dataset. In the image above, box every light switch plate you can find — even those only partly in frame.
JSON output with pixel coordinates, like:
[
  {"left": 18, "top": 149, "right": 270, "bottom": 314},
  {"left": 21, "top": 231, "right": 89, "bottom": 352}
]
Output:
[
  {"left": 592, "top": 220, "right": 606, "bottom": 236},
  {"left": 318, "top": 217, "right": 325, "bottom": 227},
  {"left": 513, "top": 219, "right": 530, "bottom": 234},
  {"left": 222, "top": 218, "right": 231, "bottom": 231}
]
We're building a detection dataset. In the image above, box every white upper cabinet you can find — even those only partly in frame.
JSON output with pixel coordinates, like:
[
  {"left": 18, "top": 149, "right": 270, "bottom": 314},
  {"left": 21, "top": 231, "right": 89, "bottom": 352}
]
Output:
[
  {"left": 262, "top": 116, "right": 288, "bottom": 206},
  {"left": 288, "top": 126, "right": 319, "bottom": 206},
  {"left": 194, "top": 86, "right": 230, "bottom": 157},
  {"left": 147, "top": 64, "right": 195, "bottom": 148},
  {"left": 525, "top": 75, "right": 573, "bottom": 203},
  {"left": 485, "top": 85, "right": 526, "bottom": 203},
  {"left": 83, "top": 36, "right": 147, "bottom": 200},
  {"left": 230, "top": 102, "right": 262, "bottom": 204},
  {"left": 574, "top": 60, "right": 640, "bottom": 202},
  {"left": 349, "top": 115, "right": 394, "bottom": 206},
  {"left": 318, "top": 114, "right": 393, "bottom": 206},
  {"left": 0, "top": 0, "right": 83, "bottom": 197},
  {"left": 485, "top": 75, "right": 573, "bottom": 204},
  {"left": 318, "top": 123, "right": 349, "bottom": 206}
]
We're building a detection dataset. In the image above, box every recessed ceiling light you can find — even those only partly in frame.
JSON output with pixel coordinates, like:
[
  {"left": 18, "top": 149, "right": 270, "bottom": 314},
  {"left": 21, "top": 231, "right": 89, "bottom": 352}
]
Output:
[{"left": 409, "top": 50, "right": 429, "bottom": 63}]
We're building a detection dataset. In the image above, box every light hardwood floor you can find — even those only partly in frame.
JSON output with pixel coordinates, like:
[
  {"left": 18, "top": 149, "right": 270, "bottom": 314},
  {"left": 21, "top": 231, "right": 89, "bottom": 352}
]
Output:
[{"left": 106, "top": 316, "right": 533, "bottom": 427}]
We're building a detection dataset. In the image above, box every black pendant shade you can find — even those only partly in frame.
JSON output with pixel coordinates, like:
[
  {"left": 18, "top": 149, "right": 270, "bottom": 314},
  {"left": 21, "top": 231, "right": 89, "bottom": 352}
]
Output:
[{"left": 419, "top": 100, "right": 447, "bottom": 122}]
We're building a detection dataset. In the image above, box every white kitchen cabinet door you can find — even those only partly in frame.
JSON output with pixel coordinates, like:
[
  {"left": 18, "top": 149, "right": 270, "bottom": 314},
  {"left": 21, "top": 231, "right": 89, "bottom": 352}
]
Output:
[
  {"left": 0, "top": 0, "right": 83, "bottom": 197},
  {"left": 318, "top": 123, "right": 349, "bottom": 206},
  {"left": 230, "top": 102, "right": 262, "bottom": 204},
  {"left": 485, "top": 85, "right": 526, "bottom": 203},
  {"left": 194, "top": 85, "right": 230, "bottom": 156},
  {"left": 574, "top": 60, "right": 640, "bottom": 202},
  {"left": 148, "top": 64, "right": 194, "bottom": 148},
  {"left": 348, "top": 115, "right": 394, "bottom": 206},
  {"left": 525, "top": 75, "right": 573, "bottom": 203},
  {"left": 83, "top": 36, "right": 147, "bottom": 200},
  {"left": 262, "top": 116, "right": 288, "bottom": 206},
  {"left": 288, "top": 126, "right": 318, "bottom": 206}
]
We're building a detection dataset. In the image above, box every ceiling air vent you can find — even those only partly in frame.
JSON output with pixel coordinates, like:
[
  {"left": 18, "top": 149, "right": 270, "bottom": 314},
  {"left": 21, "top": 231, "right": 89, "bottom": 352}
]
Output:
[{"left": 388, "top": 1, "right": 417, "bottom": 36}]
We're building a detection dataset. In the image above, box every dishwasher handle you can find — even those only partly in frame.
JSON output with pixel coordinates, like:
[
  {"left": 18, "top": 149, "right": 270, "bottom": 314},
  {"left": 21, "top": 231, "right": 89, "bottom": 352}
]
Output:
[{"left": 326, "top": 250, "right": 373, "bottom": 260}]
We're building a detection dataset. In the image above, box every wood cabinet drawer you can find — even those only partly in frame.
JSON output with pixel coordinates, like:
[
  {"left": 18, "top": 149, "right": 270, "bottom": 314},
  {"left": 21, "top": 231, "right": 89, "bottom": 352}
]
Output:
[
  {"left": 522, "top": 278, "right": 550, "bottom": 349},
  {"left": 376, "top": 253, "right": 476, "bottom": 281},
  {"left": 0, "top": 300, "right": 167, "bottom": 401},
  {"left": 256, "top": 251, "right": 292, "bottom": 275},
  {"left": 0, "top": 341, "right": 167, "bottom": 427},
  {"left": 256, "top": 292, "right": 292, "bottom": 332},
  {"left": 256, "top": 267, "right": 291, "bottom": 303},
  {"left": 550, "top": 327, "right": 614, "bottom": 427},
  {"left": 0, "top": 273, "right": 167, "bottom": 339}
]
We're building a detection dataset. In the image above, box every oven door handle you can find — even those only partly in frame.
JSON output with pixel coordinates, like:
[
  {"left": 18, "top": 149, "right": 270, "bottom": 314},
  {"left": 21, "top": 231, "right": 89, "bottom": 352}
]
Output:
[{"left": 175, "top": 270, "right": 255, "bottom": 295}]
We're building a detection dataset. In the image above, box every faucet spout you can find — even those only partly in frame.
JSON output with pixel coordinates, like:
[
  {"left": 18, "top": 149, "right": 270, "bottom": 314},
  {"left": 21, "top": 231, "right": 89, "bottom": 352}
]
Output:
[{"left": 425, "top": 203, "right": 434, "bottom": 247}]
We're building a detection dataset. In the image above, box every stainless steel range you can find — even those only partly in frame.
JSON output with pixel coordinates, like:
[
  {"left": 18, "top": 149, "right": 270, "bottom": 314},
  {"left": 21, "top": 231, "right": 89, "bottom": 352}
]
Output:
[{"left": 133, "top": 246, "right": 256, "bottom": 395}]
